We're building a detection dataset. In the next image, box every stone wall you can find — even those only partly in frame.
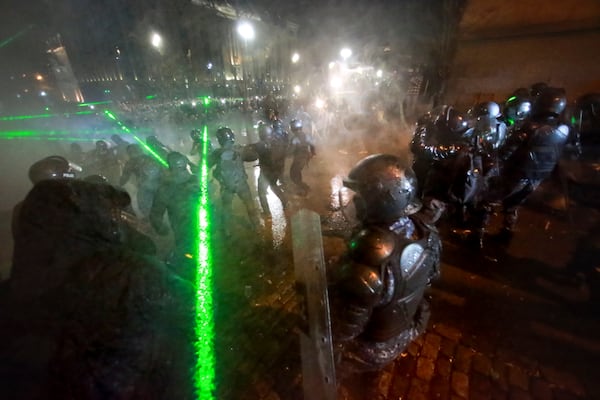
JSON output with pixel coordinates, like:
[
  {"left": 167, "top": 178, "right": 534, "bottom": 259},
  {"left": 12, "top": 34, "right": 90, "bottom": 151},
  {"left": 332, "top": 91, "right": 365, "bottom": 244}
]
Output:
[{"left": 444, "top": 0, "right": 600, "bottom": 109}]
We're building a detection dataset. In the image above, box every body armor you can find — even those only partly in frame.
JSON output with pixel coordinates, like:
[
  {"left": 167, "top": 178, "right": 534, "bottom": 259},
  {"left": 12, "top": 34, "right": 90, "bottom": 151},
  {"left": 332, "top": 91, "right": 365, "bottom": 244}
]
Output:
[
  {"left": 503, "top": 120, "right": 569, "bottom": 181},
  {"left": 334, "top": 215, "right": 441, "bottom": 343},
  {"left": 211, "top": 147, "right": 249, "bottom": 191}
]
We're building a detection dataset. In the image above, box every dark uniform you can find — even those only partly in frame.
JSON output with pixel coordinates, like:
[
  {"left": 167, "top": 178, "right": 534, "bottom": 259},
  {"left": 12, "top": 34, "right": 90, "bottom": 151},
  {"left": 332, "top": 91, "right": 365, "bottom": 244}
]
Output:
[
  {"left": 410, "top": 105, "right": 471, "bottom": 221},
  {"left": 2, "top": 164, "right": 194, "bottom": 399},
  {"left": 209, "top": 127, "right": 260, "bottom": 236},
  {"left": 189, "top": 128, "right": 214, "bottom": 157},
  {"left": 120, "top": 144, "right": 163, "bottom": 217},
  {"left": 150, "top": 152, "right": 201, "bottom": 276},
  {"left": 85, "top": 140, "right": 121, "bottom": 184},
  {"left": 329, "top": 154, "right": 442, "bottom": 375},
  {"left": 485, "top": 87, "right": 570, "bottom": 239},
  {"left": 288, "top": 119, "right": 316, "bottom": 196},
  {"left": 250, "top": 121, "right": 288, "bottom": 216}
]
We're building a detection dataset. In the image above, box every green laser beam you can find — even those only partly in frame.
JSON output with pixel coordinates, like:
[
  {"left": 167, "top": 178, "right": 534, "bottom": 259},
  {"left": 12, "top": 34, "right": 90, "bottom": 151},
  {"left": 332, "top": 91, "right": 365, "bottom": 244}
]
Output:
[
  {"left": 0, "top": 110, "right": 94, "bottom": 121},
  {"left": 0, "top": 136, "right": 98, "bottom": 142},
  {"left": 102, "top": 110, "right": 169, "bottom": 168},
  {"left": 0, "top": 24, "right": 34, "bottom": 49},
  {"left": 77, "top": 100, "right": 113, "bottom": 107},
  {"left": 194, "top": 123, "right": 216, "bottom": 399},
  {"left": 0, "top": 128, "right": 152, "bottom": 137}
]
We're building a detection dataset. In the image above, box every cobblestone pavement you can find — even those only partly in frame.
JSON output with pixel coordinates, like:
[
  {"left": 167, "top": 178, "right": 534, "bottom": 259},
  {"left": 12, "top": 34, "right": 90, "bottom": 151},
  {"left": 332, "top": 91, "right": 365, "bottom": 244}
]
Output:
[{"left": 208, "top": 153, "right": 599, "bottom": 400}]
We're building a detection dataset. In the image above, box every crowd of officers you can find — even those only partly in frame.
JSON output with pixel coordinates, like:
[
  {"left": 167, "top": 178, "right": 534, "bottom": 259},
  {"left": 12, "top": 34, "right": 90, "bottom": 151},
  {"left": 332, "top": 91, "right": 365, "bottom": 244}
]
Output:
[
  {"left": 0, "top": 105, "right": 318, "bottom": 398},
  {"left": 2, "top": 84, "right": 598, "bottom": 397},
  {"left": 409, "top": 82, "right": 591, "bottom": 249},
  {"left": 17, "top": 107, "right": 318, "bottom": 272}
]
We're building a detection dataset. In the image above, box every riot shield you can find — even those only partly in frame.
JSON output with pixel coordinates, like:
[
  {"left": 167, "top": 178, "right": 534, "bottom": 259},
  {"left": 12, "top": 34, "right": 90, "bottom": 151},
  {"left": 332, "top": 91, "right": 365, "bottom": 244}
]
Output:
[{"left": 291, "top": 209, "right": 337, "bottom": 400}]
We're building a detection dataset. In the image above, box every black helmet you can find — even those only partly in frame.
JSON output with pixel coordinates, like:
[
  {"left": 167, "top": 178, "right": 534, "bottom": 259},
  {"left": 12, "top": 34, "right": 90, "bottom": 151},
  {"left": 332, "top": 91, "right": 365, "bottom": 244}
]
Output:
[
  {"left": 530, "top": 82, "right": 549, "bottom": 98},
  {"left": 257, "top": 121, "right": 274, "bottom": 141},
  {"left": 190, "top": 129, "right": 202, "bottom": 142},
  {"left": 531, "top": 87, "right": 567, "bottom": 117},
  {"left": 504, "top": 95, "right": 532, "bottom": 124},
  {"left": 436, "top": 106, "right": 469, "bottom": 134},
  {"left": 96, "top": 140, "right": 109, "bottom": 152},
  {"left": 28, "top": 155, "right": 76, "bottom": 184},
  {"left": 343, "top": 154, "right": 421, "bottom": 224},
  {"left": 167, "top": 151, "right": 189, "bottom": 171},
  {"left": 290, "top": 119, "right": 302, "bottom": 131},
  {"left": 216, "top": 126, "right": 235, "bottom": 146},
  {"left": 126, "top": 144, "right": 142, "bottom": 157},
  {"left": 469, "top": 101, "right": 500, "bottom": 119}
]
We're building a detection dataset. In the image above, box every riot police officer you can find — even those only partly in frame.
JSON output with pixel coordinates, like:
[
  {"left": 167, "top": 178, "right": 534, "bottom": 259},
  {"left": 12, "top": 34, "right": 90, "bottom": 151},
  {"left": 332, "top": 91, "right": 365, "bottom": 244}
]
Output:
[
  {"left": 209, "top": 126, "right": 260, "bottom": 237},
  {"left": 468, "top": 101, "right": 507, "bottom": 150},
  {"left": 410, "top": 105, "right": 471, "bottom": 218},
  {"left": 571, "top": 92, "right": 600, "bottom": 149},
  {"left": 190, "top": 128, "right": 214, "bottom": 156},
  {"left": 85, "top": 140, "right": 121, "bottom": 184},
  {"left": 120, "top": 144, "right": 164, "bottom": 217},
  {"left": 329, "top": 154, "right": 442, "bottom": 375},
  {"left": 288, "top": 119, "right": 316, "bottom": 196},
  {"left": 12, "top": 155, "right": 78, "bottom": 239},
  {"left": 268, "top": 109, "right": 290, "bottom": 180},
  {"left": 502, "top": 89, "right": 532, "bottom": 133},
  {"left": 485, "top": 87, "right": 570, "bottom": 241},
  {"left": 249, "top": 121, "right": 288, "bottom": 217},
  {"left": 150, "top": 151, "right": 201, "bottom": 276},
  {"left": 2, "top": 156, "right": 194, "bottom": 399}
]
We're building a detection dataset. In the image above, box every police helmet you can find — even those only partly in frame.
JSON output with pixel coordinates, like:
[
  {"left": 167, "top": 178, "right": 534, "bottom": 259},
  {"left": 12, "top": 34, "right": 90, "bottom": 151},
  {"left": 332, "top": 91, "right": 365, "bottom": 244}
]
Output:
[
  {"left": 216, "top": 127, "right": 235, "bottom": 146},
  {"left": 343, "top": 154, "right": 421, "bottom": 224},
  {"left": 469, "top": 101, "right": 500, "bottom": 119},
  {"left": 167, "top": 152, "right": 189, "bottom": 171},
  {"left": 531, "top": 87, "right": 567, "bottom": 117},
  {"left": 28, "top": 155, "right": 76, "bottom": 184},
  {"left": 504, "top": 95, "right": 532, "bottom": 123},
  {"left": 96, "top": 140, "right": 109, "bottom": 152},
  {"left": 258, "top": 121, "right": 274, "bottom": 141},
  {"left": 530, "top": 82, "right": 549, "bottom": 98},
  {"left": 437, "top": 106, "right": 469, "bottom": 134},
  {"left": 190, "top": 129, "right": 202, "bottom": 142}
]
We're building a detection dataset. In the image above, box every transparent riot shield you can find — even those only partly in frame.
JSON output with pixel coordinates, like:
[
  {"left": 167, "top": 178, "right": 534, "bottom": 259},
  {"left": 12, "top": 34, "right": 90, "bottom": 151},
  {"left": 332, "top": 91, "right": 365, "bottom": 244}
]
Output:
[{"left": 291, "top": 209, "right": 337, "bottom": 400}]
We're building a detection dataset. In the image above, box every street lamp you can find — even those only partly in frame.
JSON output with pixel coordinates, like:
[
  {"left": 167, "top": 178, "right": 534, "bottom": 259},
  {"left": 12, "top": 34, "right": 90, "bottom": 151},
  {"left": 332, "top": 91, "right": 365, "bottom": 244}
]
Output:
[
  {"left": 237, "top": 22, "right": 255, "bottom": 42},
  {"left": 340, "top": 47, "right": 352, "bottom": 61},
  {"left": 151, "top": 32, "right": 162, "bottom": 50},
  {"left": 237, "top": 21, "right": 255, "bottom": 100},
  {"left": 291, "top": 52, "right": 300, "bottom": 64}
]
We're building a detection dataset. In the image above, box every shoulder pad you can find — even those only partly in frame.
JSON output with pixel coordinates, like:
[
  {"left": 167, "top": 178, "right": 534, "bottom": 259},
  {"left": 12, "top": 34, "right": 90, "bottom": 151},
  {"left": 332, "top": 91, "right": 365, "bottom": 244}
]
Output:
[
  {"left": 337, "top": 262, "right": 384, "bottom": 304},
  {"left": 348, "top": 227, "right": 396, "bottom": 266}
]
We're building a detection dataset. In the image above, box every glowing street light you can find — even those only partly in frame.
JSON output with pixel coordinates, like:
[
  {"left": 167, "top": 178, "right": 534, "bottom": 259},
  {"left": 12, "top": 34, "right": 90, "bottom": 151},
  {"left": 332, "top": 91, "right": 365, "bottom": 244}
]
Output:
[
  {"left": 291, "top": 52, "right": 300, "bottom": 64},
  {"left": 340, "top": 47, "right": 352, "bottom": 61},
  {"left": 150, "top": 32, "right": 162, "bottom": 49},
  {"left": 237, "top": 21, "right": 255, "bottom": 100},
  {"left": 237, "top": 21, "right": 255, "bottom": 41}
]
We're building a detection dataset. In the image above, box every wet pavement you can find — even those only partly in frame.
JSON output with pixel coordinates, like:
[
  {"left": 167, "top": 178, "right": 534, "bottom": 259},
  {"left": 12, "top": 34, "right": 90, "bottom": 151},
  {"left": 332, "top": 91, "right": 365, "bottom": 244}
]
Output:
[
  {"left": 203, "top": 144, "right": 600, "bottom": 400},
  {"left": 1, "top": 134, "right": 599, "bottom": 399}
]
